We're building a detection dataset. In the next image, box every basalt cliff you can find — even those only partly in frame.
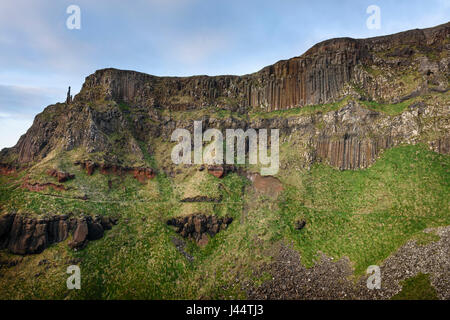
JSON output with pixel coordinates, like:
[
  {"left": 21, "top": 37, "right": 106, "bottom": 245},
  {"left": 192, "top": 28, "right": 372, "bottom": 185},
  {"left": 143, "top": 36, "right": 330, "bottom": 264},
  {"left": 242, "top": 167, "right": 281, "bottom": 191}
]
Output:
[
  {"left": 0, "top": 22, "right": 449, "bottom": 301},
  {"left": 1, "top": 23, "right": 448, "bottom": 174}
]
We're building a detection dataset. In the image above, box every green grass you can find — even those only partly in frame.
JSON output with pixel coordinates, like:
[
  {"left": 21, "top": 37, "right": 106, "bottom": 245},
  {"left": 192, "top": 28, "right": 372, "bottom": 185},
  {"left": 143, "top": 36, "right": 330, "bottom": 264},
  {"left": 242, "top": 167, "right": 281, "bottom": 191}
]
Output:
[
  {"left": 392, "top": 273, "right": 439, "bottom": 300},
  {"left": 0, "top": 143, "right": 448, "bottom": 298},
  {"left": 276, "top": 144, "right": 449, "bottom": 275},
  {"left": 359, "top": 99, "right": 414, "bottom": 116},
  {"left": 249, "top": 97, "right": 351, "bottom": 119}
]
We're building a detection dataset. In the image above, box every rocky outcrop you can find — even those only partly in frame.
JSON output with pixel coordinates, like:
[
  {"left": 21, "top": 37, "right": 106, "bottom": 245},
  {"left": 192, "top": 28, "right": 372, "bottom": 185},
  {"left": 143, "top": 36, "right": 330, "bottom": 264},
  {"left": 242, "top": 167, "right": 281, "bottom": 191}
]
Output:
[
  {"left": 73, "top": 23, "right": 448, "bottom": 111},
  {"left": 294, "top": 220, "right": 306, "bottom": 230},
  {"left": 0, "top": 213, "right": 118, "bottom": 254},
  {"left": 247, "top": 172, "right": 284, "bottom": 198},
  {"left": 74, "top": 160, "right": 155, "bottom": 182},
  {"left": 167, "top": 214, "right": 233, "bottom": 246},
  {"left": 0, "top": 23, "right": 448, "bottom": 170},
  {"left": 314, "top": 135, "right": 393, "bottom": 170},
  {"left": 207, "top": 165, "right": 225, "bottom": 178},
  {"left": 205, "top": 164, "right": 240, "bottom": 178},
  {"left": 75, "top": 160, "right": 97, "bottom": 175},
  {"left": 47, "top": 169, "right": 75, "bottom": 182},
  {"left": 22, "top": 182, "right": 66, "bottom": 192},
  {"left": 66, "top": 86, "right": 72, "bottom": 104},
  {"left": 0, "top": 163, "right": 18, "bottom": 175},
  {"left": 132, "top": 167, "right": 156, "bottom": 183}
]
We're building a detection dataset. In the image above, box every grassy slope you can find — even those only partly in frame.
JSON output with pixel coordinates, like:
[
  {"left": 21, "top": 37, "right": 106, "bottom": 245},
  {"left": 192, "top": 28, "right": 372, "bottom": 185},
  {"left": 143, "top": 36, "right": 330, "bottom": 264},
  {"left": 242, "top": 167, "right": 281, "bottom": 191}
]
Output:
[
  {"left": 1, "top": 143, "right": 448, "bottom": 299},
  {"left": 0, "top": 86, "right": 449, "bottom": 301},
  {"left": 276, "top": 144, "right": 449, "bottom": 275},
  {"left": 391, "top": 273, "right": 439, "bottom": 300}
]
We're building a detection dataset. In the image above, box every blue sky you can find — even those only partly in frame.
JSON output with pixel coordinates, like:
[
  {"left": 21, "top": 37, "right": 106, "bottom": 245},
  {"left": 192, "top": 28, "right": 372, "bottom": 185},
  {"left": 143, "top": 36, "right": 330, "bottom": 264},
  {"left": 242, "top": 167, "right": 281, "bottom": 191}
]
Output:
[{"left": 0, "top": 0, "right": 449, "bottom": 149}]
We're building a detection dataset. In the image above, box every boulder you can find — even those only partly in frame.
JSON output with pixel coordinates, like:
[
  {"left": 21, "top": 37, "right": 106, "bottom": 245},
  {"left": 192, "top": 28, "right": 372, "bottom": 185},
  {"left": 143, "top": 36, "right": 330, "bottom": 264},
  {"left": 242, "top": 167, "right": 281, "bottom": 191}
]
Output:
[
  {"left": 47, "top": 169, "right": 75, "bottom": 182},
  {"left": 86, "top": 217, "right": 104, "bottom": 240},
  {"left": 68, "top": 218, "right": 89, "bottom": 249},
  {"left": 207, "top": 165, "right": 224, "bottom": 178},
  {"left": 294, "top": 220, "right": 306, "bottom": 230}
]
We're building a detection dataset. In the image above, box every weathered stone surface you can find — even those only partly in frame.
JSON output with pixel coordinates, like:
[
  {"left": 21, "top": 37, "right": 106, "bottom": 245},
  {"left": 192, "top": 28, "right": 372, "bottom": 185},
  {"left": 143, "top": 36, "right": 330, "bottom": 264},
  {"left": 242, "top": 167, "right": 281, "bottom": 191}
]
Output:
[
  {"left": 71, "top": 23, "right": 448, "bottom": 112},
  {"left": 295, "top": 220, "right": 306, "bottom": 230},
  {"left": 167, "top": 214, "right": 233, "bottom": 246},
  {"left": 206, "top": 164, "right": 240, "bottom": 178},
  {"left": 0, "top": 213, "right": 117, "bottom": 254},
  {"left": 22, "top": 182, "right": 66, "bottom": 192},
  {"left": 47, "top": 169, "right": 75, "bottom": 182},
  {"left": 0, "top": 22, "right": 447, "bottom": 171},
  {"left": 247, "top": 173, "right": 284, "bottom": 198},
  {"left": 0, "top": 213, "right": 15, "bottom": 247},
  {"left": 207, "top": 165, "right": 224, "bottom": 178},
  {"left": 86, "top": 217, "right": 104, "bottom": 241},
  {"left": 0, "top": 163, "right": 18, "bottom": 175},
  {"left": 6, "top": 216, "right": 48, "bottom": 255},
  {"left": 68, "top": 218, "right": 89, "bottom": 249},
  {"left": 132, "top": 167, "right": 156, "bottom": 183},
  {"left": 75, "top": 161, "right": 155, "bottom": 182},
  {"left": 314, "top": 135, "right": 393, "bottom": 170}
]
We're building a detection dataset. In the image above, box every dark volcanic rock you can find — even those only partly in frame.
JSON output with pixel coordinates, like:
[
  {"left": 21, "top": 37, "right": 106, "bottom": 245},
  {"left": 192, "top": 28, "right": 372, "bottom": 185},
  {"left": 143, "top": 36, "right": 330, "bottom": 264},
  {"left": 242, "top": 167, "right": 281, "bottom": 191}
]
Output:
[
  {"left": 315, "top": 135, "right": 393, "bottom": 170},
  {"left": 68, "top": 218, "right": 89, "bottom": 250},
  {"left": 75, "top": 161, "right": 155, "bottom": 182},
  {"left": 206, "top": 164, "right": 240, "bottom": 178},
  {"left": 0, "top": 163, "right": 18, "bottom": 175},
  {"left": 0, "top": 23, "right": 448, "bottom": 172},
  {"left": 22, "top": 182, "right": 66, "bottom": 192},
  {"left": 294, "top": 220, "right": 306, "bottom": 230},
  {"left": 167, "top": 214, "right": 233, "bottom": 246},
  {"left": 0, "top": 213, "right": 15, "bottom": 243},
  {"left": 0, "top": 213, "right": 117, "bottom": 254},
  {"left": 47, "top": 169, "right": 75, "bottom": 182},
  {"left": 86, "top": 217, "right": 104, "bottom": 241},
  {"left": 7, "top": 216, "right": 48, "bottom": 254}
]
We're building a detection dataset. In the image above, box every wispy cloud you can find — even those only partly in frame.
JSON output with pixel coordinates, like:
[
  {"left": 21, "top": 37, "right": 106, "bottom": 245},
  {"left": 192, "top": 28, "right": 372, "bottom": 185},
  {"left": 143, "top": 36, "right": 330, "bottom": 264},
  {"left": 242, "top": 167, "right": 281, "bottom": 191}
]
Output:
[{"left": 0, "top": 84, "right": 61, "bottom": 115}]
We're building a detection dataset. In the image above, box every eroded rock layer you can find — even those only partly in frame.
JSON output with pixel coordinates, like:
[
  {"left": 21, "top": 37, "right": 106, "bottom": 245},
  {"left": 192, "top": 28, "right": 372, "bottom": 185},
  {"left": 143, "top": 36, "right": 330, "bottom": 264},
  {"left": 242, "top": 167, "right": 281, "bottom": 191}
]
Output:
[
  {"left": 0, "top": 213, "right": 118, "bottom": 254},
  {"left": 0, "top": 23, "right": 447, "bottom": 171},
  {"left": 315, "top": 135, "right": 393, "bottom": 170},
  {"left": 167, "top": 214, "right": 233, "bottom": 246},
  {"left": 74, "top": 160, "right": 155, "bottom": 182}
]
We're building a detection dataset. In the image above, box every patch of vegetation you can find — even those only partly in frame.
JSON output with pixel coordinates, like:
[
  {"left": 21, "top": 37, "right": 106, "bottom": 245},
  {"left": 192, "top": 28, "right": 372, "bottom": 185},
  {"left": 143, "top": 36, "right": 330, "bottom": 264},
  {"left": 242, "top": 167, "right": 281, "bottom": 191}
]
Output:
[
  {"left": 276, "top": 144, "right": 450, "bottom": 275},
  {"left": 0, "top": 141, "right": 448, "bottom": 299},
  {"left": 249, "top": 97, "right": 352, "bottom": 119},
  {"left": 392, "top": 273, "right": 439, "bottom": 300},
  {"left": 412, "top": 231, "right": 440, "bottom": 246},
  {"left": 359, "top": 99, "right": 414, "bottom": 115},
  {"left": 362, "top": 65, "right": 382, "bottom": 77},
  {"left": 117, "top": 102, "right": 131, "bottom": 112}
]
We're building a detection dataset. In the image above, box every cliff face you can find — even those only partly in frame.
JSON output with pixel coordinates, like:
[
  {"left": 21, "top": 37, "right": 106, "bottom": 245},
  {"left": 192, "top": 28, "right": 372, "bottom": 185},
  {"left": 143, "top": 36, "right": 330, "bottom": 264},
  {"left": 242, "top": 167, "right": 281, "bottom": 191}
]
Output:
[
  {"left": 75, "top": 22, "right": 449, "bottom": 111},
  {"left": 0, "top": 213, "right": 118, "bottom": 254},
  {"left": 0, "top": 22, "right": 449, "bottom": 169}
]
